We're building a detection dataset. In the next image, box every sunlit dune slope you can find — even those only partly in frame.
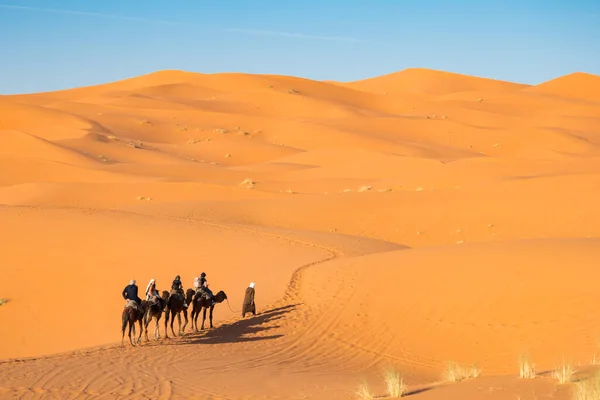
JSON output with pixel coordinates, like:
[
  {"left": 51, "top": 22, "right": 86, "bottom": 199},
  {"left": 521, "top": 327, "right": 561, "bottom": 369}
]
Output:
[
  {"left": 1, "top": 66, "right": 600, "bottom": 400},
  {"left": 524, "top": 72, "right": 600, "bottom": 103},
  {"left": 300, "top": 238, "right": 600, "bottom": 375},
  {"left": 339, "top": 68, "right": 530, "bottom": 95},
  {"left": 0, "top": 206, "right": 333, "bottom": 359}
]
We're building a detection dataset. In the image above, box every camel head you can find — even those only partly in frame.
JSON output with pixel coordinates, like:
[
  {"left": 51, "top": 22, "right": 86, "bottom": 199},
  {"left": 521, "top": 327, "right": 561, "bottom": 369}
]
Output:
[
  {"left": 214, "top": 290, "right": 227, "bottom": 303},
  {"left": 184, "top": 289, "right": 193, "bottom": 303},
  {"left": 186, "top": 288, "right": 195, "bottom": 302}
]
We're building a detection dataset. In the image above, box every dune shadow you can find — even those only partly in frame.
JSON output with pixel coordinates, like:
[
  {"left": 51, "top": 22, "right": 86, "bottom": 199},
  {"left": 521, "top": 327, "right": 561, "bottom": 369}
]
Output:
[{"left": 177, "top": 304, "right": 298, "bottom": 346}]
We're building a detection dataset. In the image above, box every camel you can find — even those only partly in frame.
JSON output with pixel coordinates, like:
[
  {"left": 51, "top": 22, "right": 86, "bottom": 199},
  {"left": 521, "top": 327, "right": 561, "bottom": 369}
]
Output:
[
  {"left": 164, "top": 289, "right": 192, "bottom": 338},
  {"left": 143, "top": 291, "right": 168, "bottom": 342},
  {"left": 188, "top": 288, "right": 228, "bottom": 332},
  {"left": 121, "top": 301, "right": 144, "bottom": 346}
]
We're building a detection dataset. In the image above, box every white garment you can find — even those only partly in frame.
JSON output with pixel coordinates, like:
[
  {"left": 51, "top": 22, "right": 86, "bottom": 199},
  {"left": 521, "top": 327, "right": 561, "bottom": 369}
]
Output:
[
  {"left": 249, "top": 282, "right": 255, "bottom": 289},
  {"left": 145, "top": 278, "right": 157, "bottom": 300},
  {"left": 193, "top": 277, "right": 200, "bottom": 290}
]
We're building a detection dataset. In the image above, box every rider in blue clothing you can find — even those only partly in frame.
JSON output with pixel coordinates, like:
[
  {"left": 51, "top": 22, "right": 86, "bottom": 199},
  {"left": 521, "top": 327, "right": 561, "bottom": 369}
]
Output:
[{"left": 122, "top": 279, "right": 142, "bottom": 308}]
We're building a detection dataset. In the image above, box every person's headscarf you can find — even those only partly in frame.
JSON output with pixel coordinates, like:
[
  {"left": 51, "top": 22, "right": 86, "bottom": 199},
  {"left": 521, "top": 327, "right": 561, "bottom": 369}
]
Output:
[
  {"left": 146, "top": 278, "right": 156, "bottom": 295},
  {"left": 249, "top": 282, "right": 255, "bottom": 289}
]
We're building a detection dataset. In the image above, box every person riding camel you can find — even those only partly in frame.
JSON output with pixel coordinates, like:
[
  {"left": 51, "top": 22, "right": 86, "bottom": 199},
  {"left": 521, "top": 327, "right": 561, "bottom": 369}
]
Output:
[
  {"left": 171, "top": 275, "right": 188, "bottom": 308},
  {"left": 197, "top": 272, "right": 215, "bottom": 305},
  {"left": 145, "top": 278, "right": 161, "bottom": 306},
  {"left": 122, "top": 279, "right": 142, "bottom": 312}
]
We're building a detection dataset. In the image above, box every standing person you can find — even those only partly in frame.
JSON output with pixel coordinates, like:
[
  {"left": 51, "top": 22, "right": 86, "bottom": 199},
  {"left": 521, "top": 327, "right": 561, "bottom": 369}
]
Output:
[
  {"left": 242, "top": 282, "right": 256, "bottom": 318},
  {"left": 122, "top": 279, "right": 142, "bottom": 311}
]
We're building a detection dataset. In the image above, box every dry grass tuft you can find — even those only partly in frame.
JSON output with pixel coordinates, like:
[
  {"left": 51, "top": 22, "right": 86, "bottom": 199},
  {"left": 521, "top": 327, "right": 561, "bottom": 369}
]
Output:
[
  {"left": 358, "top": 185, "right": 372, "bottom": 193},
  {"left": 443, "top": 361, "right": 481, "bottom": 382},
  {"left": 574, "top": 370, "right": 600, "bottom": 400},
  {"left": 215, "top": 128, "right": 228, "bottom": 134},
  {"left": 519, "top": 355, "right": 536, "bottom": 379},
  {"left": 551, "top": 359, "right": 576, "bottom": 384},
  {"left": 0, "top": 298, "right": 7, "bottom": 306},
  {"left": 383, "top": 368, "right": 406, "bottom": 398},
  {"left": 355, "top": 381, "right": 374, "bottom": 400}
]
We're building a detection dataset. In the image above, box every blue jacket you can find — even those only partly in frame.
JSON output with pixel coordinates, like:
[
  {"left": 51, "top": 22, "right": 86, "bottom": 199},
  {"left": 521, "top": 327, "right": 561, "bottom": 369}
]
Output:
[{"left": 122, "top": 284, "right": 141, "bottom": 303}]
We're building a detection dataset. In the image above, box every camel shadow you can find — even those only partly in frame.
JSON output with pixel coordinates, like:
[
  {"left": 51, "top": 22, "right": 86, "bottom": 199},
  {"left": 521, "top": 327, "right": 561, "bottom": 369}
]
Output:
[{"left": 181, "top": 304, "right": 298, "bottom": 345}]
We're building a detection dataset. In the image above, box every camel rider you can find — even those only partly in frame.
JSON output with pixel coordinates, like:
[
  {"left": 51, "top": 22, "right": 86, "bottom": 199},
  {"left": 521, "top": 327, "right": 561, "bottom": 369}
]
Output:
[
  {"left": 122, "top": 279, "right": 142, "bottom": 311},
  {"left": 198, "top": 272, "right": 215, "bottom": 305},
  {"left": 145, "top": 278, "right": 161, "bottom": 306},
  {"left": 171, "top": 275, "right": 188, "bottom": 308}
]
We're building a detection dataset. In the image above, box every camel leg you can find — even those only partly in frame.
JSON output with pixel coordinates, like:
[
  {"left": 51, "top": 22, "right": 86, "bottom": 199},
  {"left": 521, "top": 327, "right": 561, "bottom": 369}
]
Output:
[
  {"left": 177, "top": 313, "right": 182, "bottom": 336},
  {"left": 192, "top": 307, "right": 199, "bottom": 332},
  {"left": 164, "top": 309, "right": 170, "bottom": 339},
  {"left": 209, "top": 305, "right": 214, "bottom": 329},
  {"left": 190, "top": 307, "right": 195, "bottom": 332},
  {"left": 129, "top": 320, "right": 135, "bottom": 346},
  {"left": 170, "top": 312, "right": 176, "bottom": 337},
  {"left": 137, "top": 318, "right": 143, "bottom": 344},
  {"left": 201, "top": 308, "right": 207, "bottom": 330},
  {"left": 121, "top": 310, "right": 128, "bottom": 346},
  {"left": 182, "top": 309, "right": 188, "bottom": 334},
  {"left": 144, "top": 314, "right": 151, "bottom": 343},
  {"left": 155, "top": 315, "right": 161, "bottom": 341},
  {"left": 132, "top": 322, "right": 137, "bottom": 345}
]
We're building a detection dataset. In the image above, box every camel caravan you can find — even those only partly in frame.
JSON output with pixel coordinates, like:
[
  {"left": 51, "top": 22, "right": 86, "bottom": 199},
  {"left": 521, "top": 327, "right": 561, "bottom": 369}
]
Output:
[{"left": 120, "top": 272, "right": 256, "bottom": 346}]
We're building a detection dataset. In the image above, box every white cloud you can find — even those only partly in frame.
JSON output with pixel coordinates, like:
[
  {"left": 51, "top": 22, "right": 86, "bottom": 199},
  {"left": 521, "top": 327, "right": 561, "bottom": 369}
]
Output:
[{"left": 0, "top": 4, "right": 174, "bottom": 24}]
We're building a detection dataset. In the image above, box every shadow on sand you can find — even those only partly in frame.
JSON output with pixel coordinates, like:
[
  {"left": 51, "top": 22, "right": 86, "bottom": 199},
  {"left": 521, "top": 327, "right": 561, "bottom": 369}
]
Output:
[{"left": 170, "top": 304, "right": 299, "bottom": 346}]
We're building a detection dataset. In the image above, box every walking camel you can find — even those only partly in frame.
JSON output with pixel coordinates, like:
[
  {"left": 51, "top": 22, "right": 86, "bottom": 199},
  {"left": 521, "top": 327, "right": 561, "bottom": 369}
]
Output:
[
  {"left": 164, "top": 289, "right": 193, "bottom": 338},
  {"left": 121, "top": 301, "right": 144, "bottom": 346},
  {"left": 187, "top": 288, "right": 228, "bottom": 332},
  {"left": 143, "top": 291, "right": 168, "bottom": 342}
]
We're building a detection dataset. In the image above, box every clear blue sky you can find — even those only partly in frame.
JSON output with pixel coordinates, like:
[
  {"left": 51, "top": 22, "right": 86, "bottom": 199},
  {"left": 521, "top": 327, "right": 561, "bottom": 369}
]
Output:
[{"left": 1, "top": 0, "right": 599, "bottom": 94}]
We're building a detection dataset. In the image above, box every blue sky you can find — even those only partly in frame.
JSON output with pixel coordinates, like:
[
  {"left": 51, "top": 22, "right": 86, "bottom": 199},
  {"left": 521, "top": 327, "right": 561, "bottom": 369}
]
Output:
[{"left": 1, "top": 0, "right": 599, "bottom": 94}]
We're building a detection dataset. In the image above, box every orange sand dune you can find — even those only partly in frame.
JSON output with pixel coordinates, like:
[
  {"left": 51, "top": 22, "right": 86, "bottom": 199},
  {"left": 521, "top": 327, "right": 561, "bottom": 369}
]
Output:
[
  {"left": 340, "top": 68, "right": 530, "bottom": 95},
  {"left": 524, "top": 72, "right": 600, "bottom": 103},
  {"left": 1, "top": 67, "right": 600, "bottom": 400}
]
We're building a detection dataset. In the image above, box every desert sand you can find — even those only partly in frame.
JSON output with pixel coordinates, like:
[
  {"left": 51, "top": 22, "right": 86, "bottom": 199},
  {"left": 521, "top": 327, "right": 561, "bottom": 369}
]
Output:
[{"left": 1, "top": 68, "right": 600, "bottom": 399}]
